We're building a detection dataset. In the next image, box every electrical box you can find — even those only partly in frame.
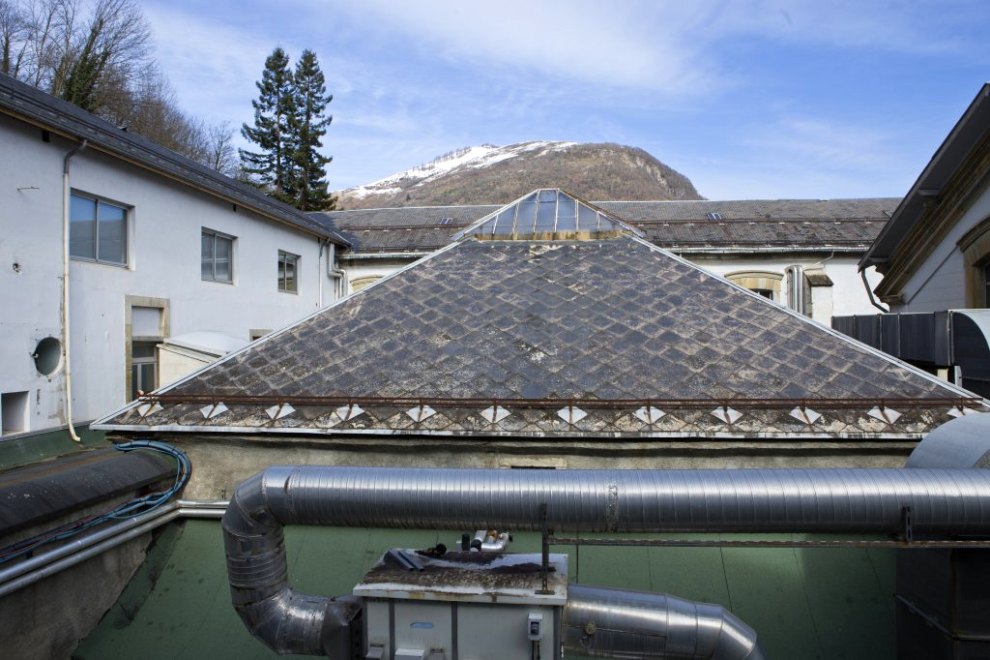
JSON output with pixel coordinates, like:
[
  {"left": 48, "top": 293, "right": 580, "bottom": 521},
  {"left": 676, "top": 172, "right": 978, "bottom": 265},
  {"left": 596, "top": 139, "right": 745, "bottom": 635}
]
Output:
[{"left": 355, "top": 550, "right": 567, "bottom": 660}]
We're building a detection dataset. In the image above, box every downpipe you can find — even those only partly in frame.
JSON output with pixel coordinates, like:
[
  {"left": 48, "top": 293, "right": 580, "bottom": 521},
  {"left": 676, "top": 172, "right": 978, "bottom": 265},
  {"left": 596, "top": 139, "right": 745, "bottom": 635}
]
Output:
[{"left": 61, "top": 138, "right": 87, "bottom": 442}]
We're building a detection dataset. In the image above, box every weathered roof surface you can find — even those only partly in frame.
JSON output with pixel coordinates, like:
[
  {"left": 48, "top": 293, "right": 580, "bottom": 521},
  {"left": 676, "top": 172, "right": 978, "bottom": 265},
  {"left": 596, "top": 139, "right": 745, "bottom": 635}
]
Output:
[
  {"left": 0, "top": 73, "right": 348, "bottom": 246},
  {"left": 97, "top": 234, "right": 982, "bottom": 438},
  {"left": 320, "top": 198, "right": 895, "bottom": 255}
]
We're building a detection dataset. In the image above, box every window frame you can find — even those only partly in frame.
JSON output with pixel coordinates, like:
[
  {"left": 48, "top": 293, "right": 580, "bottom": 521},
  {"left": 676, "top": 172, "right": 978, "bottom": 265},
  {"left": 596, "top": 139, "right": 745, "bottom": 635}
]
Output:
[
  {"left": 724, "top": 271, "right": 783, "bottom": 303},
  {"left": 69, "top": 191, "right": 129, "bottom": 267},
  {"left": 278, "top": 250, "right": 300, "bottom": 294},
  {"left": 959, "top": 217, "right": 990, "bottom": 307},
  {"left": 201, "top": 228, "right": 235, "bottom": 284}
]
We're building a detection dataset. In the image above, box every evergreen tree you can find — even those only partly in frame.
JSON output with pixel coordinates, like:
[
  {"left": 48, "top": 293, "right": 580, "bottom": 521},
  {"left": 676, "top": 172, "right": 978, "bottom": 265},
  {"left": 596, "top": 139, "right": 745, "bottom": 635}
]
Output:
[
  {"left": 240, "top": 47, "right": 296, "bottom": 202},
  {"left": 290, "top": 49, "right": 335, "bottom": 211}
]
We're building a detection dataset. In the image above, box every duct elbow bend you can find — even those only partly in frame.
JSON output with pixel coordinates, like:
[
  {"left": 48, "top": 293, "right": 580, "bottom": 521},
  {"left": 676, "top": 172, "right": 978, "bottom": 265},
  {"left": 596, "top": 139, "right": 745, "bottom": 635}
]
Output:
[
  {"left": 234, "top": 587, "right": 361, "bottom": 657},
  {"left": 222, "top": 468, "right": 361, "bottom": 656},
  {"left": 563, "top": 584, "right": 765, "bottom": 660},
  {"left": 703, "top": 603, "right": 766, "bottom": 660}
]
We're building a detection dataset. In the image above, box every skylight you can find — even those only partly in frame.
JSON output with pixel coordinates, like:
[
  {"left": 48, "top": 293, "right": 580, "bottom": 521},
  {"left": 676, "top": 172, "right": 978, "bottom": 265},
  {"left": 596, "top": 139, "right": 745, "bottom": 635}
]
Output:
[{"left": 452, "top": 189, "right": 642, "bottom": 241}]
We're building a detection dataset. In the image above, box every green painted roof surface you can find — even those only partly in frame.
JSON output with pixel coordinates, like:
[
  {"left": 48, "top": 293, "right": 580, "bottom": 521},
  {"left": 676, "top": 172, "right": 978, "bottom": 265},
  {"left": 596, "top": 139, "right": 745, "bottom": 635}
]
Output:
[{"left": 76, "top": 520, "right": 896, "bottom": 659}]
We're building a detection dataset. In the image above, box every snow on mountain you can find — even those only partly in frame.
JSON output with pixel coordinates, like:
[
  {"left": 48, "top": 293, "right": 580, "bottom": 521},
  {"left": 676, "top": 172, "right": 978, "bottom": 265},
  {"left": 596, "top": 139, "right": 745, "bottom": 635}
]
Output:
[
  {"left": 335, "top": 141, "right": 701, "bottom": 209},
  {"left": 344, "top": 142, "right": 577, "bottom": 199}
]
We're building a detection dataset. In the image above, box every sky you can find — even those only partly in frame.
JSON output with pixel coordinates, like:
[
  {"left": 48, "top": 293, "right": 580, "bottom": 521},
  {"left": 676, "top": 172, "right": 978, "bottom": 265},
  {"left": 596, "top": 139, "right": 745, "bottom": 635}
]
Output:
[{"left": 141, "top": 0, "right": 990, "bottom": 200}]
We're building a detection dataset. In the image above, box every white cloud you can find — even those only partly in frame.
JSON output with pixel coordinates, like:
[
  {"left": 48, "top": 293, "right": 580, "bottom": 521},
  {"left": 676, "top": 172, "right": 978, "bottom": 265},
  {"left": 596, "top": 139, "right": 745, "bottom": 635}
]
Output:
[
  {"left": 742, "top": 116, "right": 895, "bottom": 171},
  {"left": 311, "top": 0, "right": 723, "bottom": 95}
]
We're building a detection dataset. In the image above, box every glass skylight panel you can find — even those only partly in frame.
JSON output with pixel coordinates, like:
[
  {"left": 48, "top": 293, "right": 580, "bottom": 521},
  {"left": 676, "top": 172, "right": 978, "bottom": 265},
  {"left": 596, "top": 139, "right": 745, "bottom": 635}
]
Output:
[
  {"left": 556, "top": 195, "right": 578, "bottom": 231},
  {"left": 459, "top": 189, "right": 639, "bottom": 240},
  {"left": 534, "top": 191, "right": 556, "bottom": 232},
  {"left": 515, "top": 195, "right": 537, "bottom": 234},
  {"left": 577, "top": 202, "right": 600, "bottom": 231}
]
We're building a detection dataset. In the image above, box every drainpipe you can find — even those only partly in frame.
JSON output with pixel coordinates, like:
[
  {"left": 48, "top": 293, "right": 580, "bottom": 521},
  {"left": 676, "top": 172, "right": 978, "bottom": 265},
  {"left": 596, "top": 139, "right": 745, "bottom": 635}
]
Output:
[
  {"left": 861, "top": 268, "right": 888, "bottom": 313},
  {"left": 62, "top": 139, "right": 88, "bottom": 442}
]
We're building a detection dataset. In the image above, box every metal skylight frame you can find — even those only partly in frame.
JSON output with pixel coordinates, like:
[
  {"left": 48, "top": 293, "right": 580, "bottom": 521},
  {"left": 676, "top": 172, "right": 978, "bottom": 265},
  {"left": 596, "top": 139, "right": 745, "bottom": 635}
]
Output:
[{"left": 450, "top": 188, "right": 644, "bottom": 240}]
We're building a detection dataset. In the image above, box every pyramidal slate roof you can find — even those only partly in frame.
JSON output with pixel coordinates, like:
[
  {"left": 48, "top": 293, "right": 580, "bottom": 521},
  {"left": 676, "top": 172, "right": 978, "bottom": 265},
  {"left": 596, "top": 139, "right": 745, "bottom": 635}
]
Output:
[{"left": 97, "top": 192, "right": 984, "bottom": 439}]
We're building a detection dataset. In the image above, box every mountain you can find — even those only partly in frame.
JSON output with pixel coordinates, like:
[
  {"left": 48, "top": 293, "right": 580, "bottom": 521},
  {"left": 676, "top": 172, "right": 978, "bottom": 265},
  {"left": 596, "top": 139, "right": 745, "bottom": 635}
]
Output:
[{"left": 335, "top": 141, "right": 702, "bottom": 209}]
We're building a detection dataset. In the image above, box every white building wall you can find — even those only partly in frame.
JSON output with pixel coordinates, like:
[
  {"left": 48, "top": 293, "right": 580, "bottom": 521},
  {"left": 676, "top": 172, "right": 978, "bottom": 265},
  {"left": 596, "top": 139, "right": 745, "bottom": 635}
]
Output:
[
  {"left": 691, "top": 255, "right": 882, "bottom": 322},
  {"left": 0, "top": 118, "right": 67, "bottom": 435},
  {"left": 891, "top": 185, "right": 990, "bottom": 313},
  {"left": 0, "top": 115, "right": 340, "bottom": 435}
]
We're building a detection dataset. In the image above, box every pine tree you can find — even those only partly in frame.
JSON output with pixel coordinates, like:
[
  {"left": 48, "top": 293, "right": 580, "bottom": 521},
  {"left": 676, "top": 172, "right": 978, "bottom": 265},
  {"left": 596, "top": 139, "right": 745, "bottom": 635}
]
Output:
[
  {"left": 240, "top": 47, "right": 296, "bottom": 202},
  {"left": 290, "top": 49, "right": 335, "bottom": 211}
]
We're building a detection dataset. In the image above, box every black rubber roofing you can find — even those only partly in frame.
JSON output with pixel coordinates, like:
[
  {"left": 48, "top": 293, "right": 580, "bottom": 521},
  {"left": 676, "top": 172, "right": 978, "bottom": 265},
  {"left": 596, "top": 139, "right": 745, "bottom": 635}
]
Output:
[
  {"left": 0, "top": 448, "right": 173, "bottom": 536},
  {"left": 100, "top": 233, "right": 980, "bottom": 438}
]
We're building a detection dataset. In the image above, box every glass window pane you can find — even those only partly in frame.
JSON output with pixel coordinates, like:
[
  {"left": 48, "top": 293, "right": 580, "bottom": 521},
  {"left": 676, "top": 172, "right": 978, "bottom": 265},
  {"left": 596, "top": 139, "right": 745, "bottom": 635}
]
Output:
[
  {"left": 534, "top": 195, "right": 556, "bottom": 233},
  {"left": 132, "top": 341, "right": 157, "bottom": 358},
  {"left": 285, "top": 255, "right": 297, "bottom": 292},
  {"left": 215, "top": 236, "right": 232, "bottom": 282},
  {"left": 70, "top": 195, "right": 96, "bottom": 259},
  {"left": 577, "top": 203, "right": 598, "bottom": 232},
  {"left": 515, "top": 195, "right": 537, "bottom": 234},
  {"left": 556, "top": 196, "right": 577, "bottom": 231},
  {"left": 97, "top": 202, "right": 127, "bottom": 264},
  {"left": 201, "top": 233, "right": 214, "bottom": 280}
]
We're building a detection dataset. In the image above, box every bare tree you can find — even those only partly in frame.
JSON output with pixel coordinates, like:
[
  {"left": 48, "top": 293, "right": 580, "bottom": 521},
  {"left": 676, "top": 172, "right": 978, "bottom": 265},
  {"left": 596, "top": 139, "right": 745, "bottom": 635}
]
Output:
[
  {"left": 0, "top": 0, "right": 27, "bottom": 76},
  {"left": 2, "top": 0, "right": 236, "bottom": 175}
]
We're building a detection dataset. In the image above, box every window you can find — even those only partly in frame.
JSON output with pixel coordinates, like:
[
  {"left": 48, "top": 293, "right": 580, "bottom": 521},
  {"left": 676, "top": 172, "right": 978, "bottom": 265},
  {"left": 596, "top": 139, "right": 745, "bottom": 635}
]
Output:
[
  {"left": 125, "top": 297, "right": 169, "bottom": 402},
  {"left": 202, "top": 229, "right": 234, "bottom": 283},
  {"left": 958, "top": 217, "right": 990, "bottom": 307},
  {"left": 278, "top": 250, "right": 299, "bottom": 293},
  {"left": 70, "top": 192, "right": 128, "bottom": 265},
  {"left": 350, "top": 275, "right": 381, "bottom": 293},
  {"left": 725, "top": 271, "right": 783, "bottom": 302},
  {"left": 131, "top": 341, "right": 158, "bottom": 399},
  {"left": 1, "top": 391, "right": 29, "bottom": 435}
]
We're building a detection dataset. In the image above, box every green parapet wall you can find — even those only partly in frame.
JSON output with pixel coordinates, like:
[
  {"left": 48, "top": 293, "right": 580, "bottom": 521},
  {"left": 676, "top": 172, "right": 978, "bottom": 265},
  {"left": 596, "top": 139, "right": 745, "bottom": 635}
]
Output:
[{"left": 77, "top": 520, "right": 896, "bottom": 660}]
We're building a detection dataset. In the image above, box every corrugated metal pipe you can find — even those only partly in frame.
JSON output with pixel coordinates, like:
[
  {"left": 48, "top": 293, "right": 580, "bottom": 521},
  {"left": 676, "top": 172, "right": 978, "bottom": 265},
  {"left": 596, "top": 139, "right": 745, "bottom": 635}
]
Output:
[
  {"left": 223, "top": 466, "right": 990, "bottom": 658},
  {"left": 563, "top": 585, "right": 763, "bottom": 660}
]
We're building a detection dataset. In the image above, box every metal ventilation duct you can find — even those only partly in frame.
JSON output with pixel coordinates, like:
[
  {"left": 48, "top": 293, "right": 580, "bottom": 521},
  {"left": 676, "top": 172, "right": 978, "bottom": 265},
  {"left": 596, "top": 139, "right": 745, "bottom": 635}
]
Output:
[
  {"left": 223, "top": 466, "right": 990, "bottom": 658},
  {"left": 563, "top": 584, "right": 765, "bottom": 660}
]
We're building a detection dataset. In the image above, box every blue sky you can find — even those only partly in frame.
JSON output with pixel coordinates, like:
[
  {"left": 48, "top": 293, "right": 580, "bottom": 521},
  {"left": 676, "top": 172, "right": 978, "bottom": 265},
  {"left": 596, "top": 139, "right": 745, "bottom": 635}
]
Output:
[{"left": 142, "top": 0, "right": 990, "bottom": 200}]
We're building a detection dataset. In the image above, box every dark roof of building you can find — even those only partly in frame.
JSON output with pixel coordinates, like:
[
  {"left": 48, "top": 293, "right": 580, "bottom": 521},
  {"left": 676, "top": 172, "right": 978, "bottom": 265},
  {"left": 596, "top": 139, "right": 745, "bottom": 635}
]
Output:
[
  {"left": 319, "top": 198, "right": 895, "bottom": 255},
  {"left": 0, "top": 72, "right": 348, "bottom": 246},
  {"left": 861, "top": 83, "right": 990, "bottom": 270},
  {"left": 0, "top": 448, "right": 172, "bottom": 537},
  {"left": 97, "top": 230, "right": 982, "bottom": 439}
]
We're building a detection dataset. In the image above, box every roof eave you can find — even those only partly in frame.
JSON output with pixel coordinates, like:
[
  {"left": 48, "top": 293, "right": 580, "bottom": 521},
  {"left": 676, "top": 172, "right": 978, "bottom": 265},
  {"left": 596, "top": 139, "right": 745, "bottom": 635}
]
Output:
[{"left": 860, "top": 83, "right": 990, "bottom": 270}]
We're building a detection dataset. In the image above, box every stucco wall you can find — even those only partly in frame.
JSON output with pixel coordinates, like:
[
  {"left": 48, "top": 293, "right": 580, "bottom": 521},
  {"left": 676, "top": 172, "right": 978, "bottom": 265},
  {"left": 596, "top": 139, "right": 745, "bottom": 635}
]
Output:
[
  {"left": 157, "top": 434, "right": 917, "bottom": 501},
  {"left": 0, "top": 114, "right": 341, "bottom": 434}
]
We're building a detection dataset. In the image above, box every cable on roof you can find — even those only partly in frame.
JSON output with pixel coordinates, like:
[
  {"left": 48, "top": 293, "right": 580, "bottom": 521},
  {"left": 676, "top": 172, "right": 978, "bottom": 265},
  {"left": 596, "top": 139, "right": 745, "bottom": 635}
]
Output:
[{"left": 0, "top": 441, "right": 190, "bottom": 565}]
